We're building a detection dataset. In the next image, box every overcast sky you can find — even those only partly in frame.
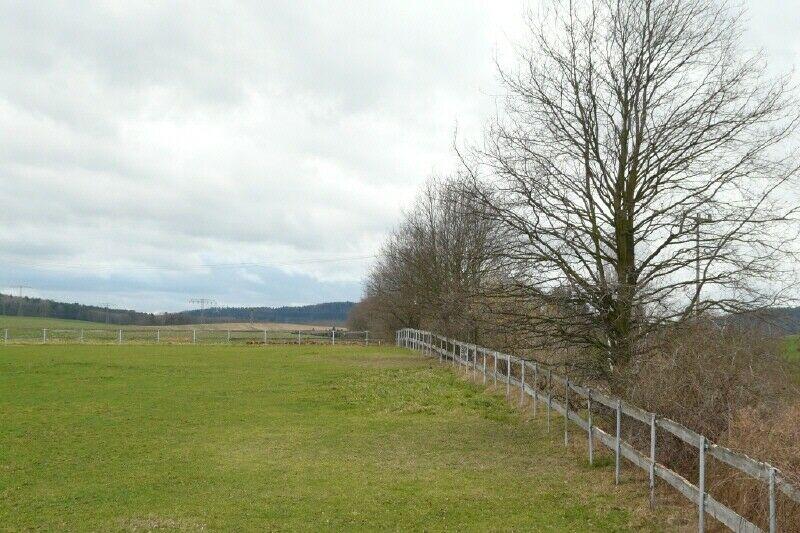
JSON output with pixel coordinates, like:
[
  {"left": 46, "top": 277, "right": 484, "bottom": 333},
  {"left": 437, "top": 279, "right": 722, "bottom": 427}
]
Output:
[{"left": 1, "top": 1, "right": 798, "bottom": 312}]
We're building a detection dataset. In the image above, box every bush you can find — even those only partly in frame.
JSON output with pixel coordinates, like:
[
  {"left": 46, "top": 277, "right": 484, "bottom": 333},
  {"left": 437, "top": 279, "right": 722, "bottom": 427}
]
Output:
[{"left": 616, "top": 322, "right": 799, "bottom": 529}]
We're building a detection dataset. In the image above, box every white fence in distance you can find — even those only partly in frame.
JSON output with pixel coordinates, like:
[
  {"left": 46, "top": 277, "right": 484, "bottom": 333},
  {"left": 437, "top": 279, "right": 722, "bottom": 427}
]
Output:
[
  {"left": 397, "top": 328, "right": 799, "bottom": 533},
  {"left": 1, "top": 327, "right": 373, "bottom": 346}
]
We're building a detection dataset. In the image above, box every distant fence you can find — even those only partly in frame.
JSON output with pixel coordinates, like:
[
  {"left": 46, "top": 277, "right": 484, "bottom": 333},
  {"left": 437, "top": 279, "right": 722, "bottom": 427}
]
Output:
[
  {"left": 397, "top": 328, "right": 799, "bottom": 533},
  {"left": 1, "top": 327, "right": 373, "bottom": 346}
]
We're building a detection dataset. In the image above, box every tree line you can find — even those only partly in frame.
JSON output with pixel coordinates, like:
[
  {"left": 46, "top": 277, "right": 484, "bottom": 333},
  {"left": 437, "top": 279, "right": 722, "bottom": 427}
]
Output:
[
  {"left": 0, "top": 295, "right": 355, "bottom": 326},
  {"left": 350, "top": 0, "right": 800, "bottom": 386}
]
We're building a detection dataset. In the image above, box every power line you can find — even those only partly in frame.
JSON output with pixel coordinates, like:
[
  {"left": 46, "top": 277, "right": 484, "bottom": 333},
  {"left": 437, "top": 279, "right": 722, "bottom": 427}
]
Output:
[{"left": 188, "top": 298, "right": 217, "bottom": 324}]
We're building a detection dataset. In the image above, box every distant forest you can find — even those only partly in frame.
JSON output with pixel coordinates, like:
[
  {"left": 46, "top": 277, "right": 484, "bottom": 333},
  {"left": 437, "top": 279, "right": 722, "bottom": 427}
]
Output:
[{"left": 0, "top": 294, "right": 354, "bottom": 326}]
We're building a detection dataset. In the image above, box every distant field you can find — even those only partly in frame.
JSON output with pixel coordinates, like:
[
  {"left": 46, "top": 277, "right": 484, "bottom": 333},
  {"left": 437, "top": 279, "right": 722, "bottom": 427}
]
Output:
[
  {"left": 0, "top": 315, "right": 333, "bottom": 332},
  {"left": 0, "top": 344, "right": 677, "bottom": 530},
  {"left": 0, "top": 315, "right": 113, "bottom": 329},
  {"left": 163, "top": 321, "right": 334, "bottom": 331}
]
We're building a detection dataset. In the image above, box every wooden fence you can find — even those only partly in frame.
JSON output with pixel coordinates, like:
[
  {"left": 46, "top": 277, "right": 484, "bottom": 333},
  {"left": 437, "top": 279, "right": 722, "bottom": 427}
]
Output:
[
  {"left": 397, "top": 328, "right": 799, "bottom": 533},
  {"left": 1, "top": 327, "right": 372, "bottom": 346}
]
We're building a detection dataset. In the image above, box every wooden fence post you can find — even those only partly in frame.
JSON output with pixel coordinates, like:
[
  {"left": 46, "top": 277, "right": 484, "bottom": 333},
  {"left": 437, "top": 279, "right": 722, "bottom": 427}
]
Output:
[
  {"left": 615, "top": 399, "right": 622, "bottom": 485},
  {"left": 505, "top": 356, "right": 510, "bottom": 397},
  {"left": 493, "top": 352, "right": 498, "bottom": 385},
  {"left": 520, "top": 361, "right": 526, "bottom": 405},
  {"left": 564, "top": 378, "right": 570, "bottom": 447},
  {"left": 650, "top": 413, "right": 656, "bottom": 508},
  {"left": 699, "top": 436, "right": 706, "bottom": 532},
  {"left": 587, "top": 397, "right": 594, "bottom": 465},
  {"left": 769, "top": 466, "right": 777, "bottom": 533},
  {"left": 482, "top": 350, "right": 487, "bottom": 385},
  {"left": 533, "top": 363, "right": 538, "bottom": 417},
  {"left": 547, "top": 369, "right": 552, "bottom": 432}
]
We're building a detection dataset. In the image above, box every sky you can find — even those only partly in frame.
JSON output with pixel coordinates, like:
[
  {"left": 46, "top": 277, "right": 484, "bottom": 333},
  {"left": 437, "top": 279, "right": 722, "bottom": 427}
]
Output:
[{"left": 1, "top": 1, "right": 798, "bottom": 312}]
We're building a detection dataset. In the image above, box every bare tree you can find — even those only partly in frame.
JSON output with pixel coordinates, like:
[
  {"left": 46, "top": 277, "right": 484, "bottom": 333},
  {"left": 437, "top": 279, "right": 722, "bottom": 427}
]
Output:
[
  {"left": 463, "top": 0, "right": 800, "bottom": 380},
  {"left": 358, "top": 175, "right": 500, "bottom": 341}
]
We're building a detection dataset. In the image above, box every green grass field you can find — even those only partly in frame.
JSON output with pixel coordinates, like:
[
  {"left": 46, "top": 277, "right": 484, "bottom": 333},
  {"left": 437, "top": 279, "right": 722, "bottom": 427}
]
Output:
[
  {"left": 0, "top": 315, "right": 117, "bottom": 329},
  {"left": 0, "top": 316, "right": 342, "bottom": 344},
  {"left": 0, "top": 344, "right": 678, "bottom": 531}
]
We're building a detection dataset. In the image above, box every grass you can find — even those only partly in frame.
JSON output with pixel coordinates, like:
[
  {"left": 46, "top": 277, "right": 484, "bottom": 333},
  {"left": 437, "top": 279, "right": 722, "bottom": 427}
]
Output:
[
  {"left": 0, "top": 344, "right": 676, "bottom": 531},
  {"left": 0, "top": 315, "right": 115, "bottom": 329},
  {"left": 0, "top": 316, "right": 342, "bottom": 344},
  {"left": 783, "top": 335, "right": 799, "bottom": 363}
]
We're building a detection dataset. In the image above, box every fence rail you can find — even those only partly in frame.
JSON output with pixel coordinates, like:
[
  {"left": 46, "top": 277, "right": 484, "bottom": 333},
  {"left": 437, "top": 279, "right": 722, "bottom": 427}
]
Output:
[
  {"left": 397, "top": 328, "right": 798, "bottom": 533},
  {"left": 1, "top": 327, "right": 372, "bottom": 346}
]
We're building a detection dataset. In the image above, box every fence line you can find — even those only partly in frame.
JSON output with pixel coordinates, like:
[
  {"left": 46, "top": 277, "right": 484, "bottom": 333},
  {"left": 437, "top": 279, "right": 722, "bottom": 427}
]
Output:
[
  {"left": 0, "top": 327, "right": 373, "bottom": 346},
  {"left": 397, "top": 328, "right": 798, "bottom": 533}
]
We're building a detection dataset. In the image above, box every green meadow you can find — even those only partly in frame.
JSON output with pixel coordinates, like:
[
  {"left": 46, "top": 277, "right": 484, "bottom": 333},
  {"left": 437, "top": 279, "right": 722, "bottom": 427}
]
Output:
[{"left": 0, "top": 344, "right": 677, "bottom": 531}]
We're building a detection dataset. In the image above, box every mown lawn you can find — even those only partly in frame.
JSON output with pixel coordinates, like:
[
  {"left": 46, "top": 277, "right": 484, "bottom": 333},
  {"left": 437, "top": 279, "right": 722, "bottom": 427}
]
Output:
[{"left": 1, "top": 344, "right": 672, "bottom": 531}]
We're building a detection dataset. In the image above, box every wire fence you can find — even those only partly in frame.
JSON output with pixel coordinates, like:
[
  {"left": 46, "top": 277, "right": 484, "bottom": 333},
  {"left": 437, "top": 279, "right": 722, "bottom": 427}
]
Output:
[
  {"left": 1, "top": 327, "right": 373, "bottom": 346},
  {"left": 398, "top": 328, "right": 799, "bottom": 533}
]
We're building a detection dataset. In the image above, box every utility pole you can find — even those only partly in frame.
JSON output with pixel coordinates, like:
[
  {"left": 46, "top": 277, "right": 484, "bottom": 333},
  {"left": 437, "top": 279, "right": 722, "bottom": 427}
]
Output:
[
  {"left": 14, "top": 286, "right": 33, "bottom": 316},
  {"left": 188, "top": 298, "right": 216, "bottom": 325},
  {"left": 15, "top": 285, "right": 32, "bottom": 298},
  {"left": 694, "top": 215, "right": 713, "bottom": 317},
  {"left": 99, "top": 303, "right": 111, "bottom": 325}
]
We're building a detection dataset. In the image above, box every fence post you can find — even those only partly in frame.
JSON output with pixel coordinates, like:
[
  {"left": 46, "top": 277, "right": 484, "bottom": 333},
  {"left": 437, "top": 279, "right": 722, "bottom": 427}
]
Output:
[
  {"left": 482, "top": 350, "right": 487, "bottom": 385},
  {"left": 520, "top": 361, "right": 526, "bottom": 405},
  {"left": 769, "top": 466, "right": 777, "bottom": 533},
  {"left": 650, "top": 413, "right": 657, "bottom": 508},
  {"left": 505, "top": 356, "right": 510, "bottom": 397},
  {"left": 564, "top": 378, "right": 570, "bottom": 447},
  {"left": 157, "top": 329, "right": 160, "bottom": 343},
  {"left": 533, "top": 363, "right": 538, "bottom": 417},
  {"left": 365, "top": 330, "right": 369, "bottom": 346},
  {"left": 493, "top": 352, "right": 497, "bottom": 385},
  {"left": 332, "top": 329, "right": 336, "bottom": 346},
  {"left": 118, "top": 329, "right": 122, "bottom": 345},
  {"left": 43, "top": 328, "right": 47, "bottom": 344},
  {"left": 615, "top": 399, "right": 622, "bottom": 485},
  {"left": 547, "top": 369, "right": 552, "bottom": 432},
  {"left": 227, "top": 330, "right": 231, "bottom": 343},
  {"left": 587, "top": 396, "right": 594, "bottom": 465},
  {"left": 699, "top": 436, "right": 706, "bottom": 532},
  {"left": 452, "top": 342, "right": 456, "bottom": 368}
]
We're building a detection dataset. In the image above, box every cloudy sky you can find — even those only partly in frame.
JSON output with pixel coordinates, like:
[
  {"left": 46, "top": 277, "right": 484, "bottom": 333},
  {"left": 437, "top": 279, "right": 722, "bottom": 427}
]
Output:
[{"left": 1, "top": 1, "right": 797, "bottom": 312}]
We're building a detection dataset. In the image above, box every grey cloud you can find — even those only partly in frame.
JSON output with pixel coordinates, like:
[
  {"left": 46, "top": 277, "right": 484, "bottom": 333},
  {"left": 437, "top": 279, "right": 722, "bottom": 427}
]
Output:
[{"left": 2, "top": 1, "right": 794, "bottom": 311}]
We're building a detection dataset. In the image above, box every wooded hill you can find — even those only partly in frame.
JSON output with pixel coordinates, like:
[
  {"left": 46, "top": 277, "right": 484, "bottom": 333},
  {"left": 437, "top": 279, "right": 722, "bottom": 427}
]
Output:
[{"left": 0, "top": 294, "right": 355, "bottom": 326}]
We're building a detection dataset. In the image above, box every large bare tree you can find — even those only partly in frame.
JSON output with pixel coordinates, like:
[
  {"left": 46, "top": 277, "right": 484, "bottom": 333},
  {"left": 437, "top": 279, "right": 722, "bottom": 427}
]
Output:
[{"left": 464, "top": 0, "right": 800, "bottom": 379}]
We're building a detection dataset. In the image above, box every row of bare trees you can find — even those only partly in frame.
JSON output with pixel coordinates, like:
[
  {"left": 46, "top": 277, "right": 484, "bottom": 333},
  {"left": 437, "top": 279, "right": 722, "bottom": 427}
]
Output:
[
  {"left": 349, "top": 176, "right": 501, "bottom": 343},
  {"left": 352, "top": 0, "right": 799, "bottom": 384}
]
